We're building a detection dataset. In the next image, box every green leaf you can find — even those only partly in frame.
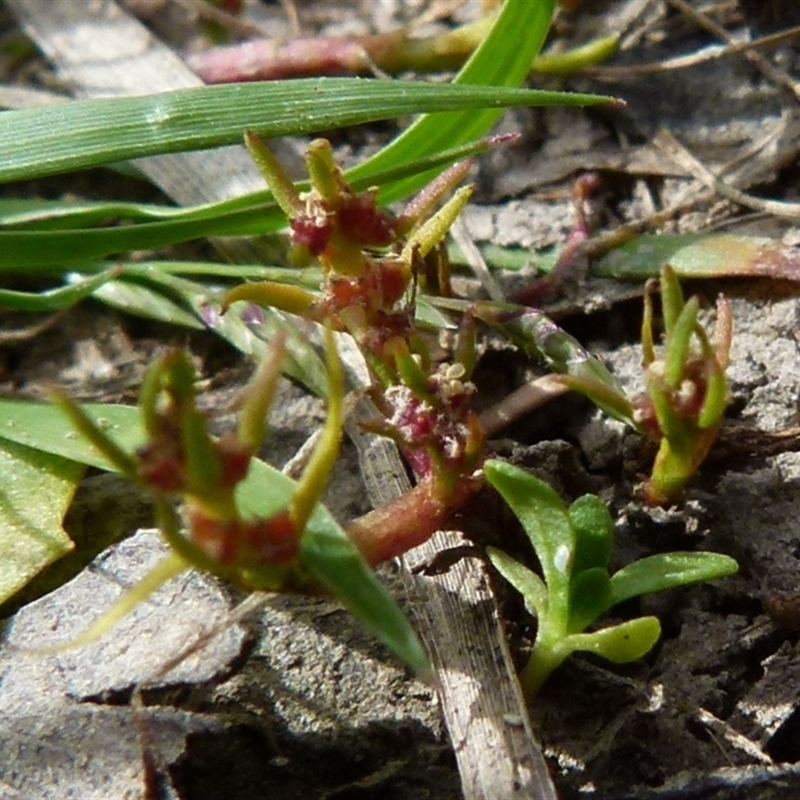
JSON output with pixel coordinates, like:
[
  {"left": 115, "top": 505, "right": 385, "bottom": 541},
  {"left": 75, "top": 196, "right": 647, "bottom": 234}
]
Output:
[
  {"left": 484, "top": 459, "right": 573, "bottom": 598},
  {"left": 594, "top": 233, "right": 800, "bottom": 282},
  {"left": 663, "top": 296, "right": 699, "bottom": 389},
  {"left": 0, "top": 135, "right": 519, "bottom": 261},
  {"left": 0, "top": 78, "right": 609, "bottom": 185},
  {"left": 0, "top": 269, "right": 118, "bottom": 312},
  {"left": 91, "top": 271, "right": 330, "bottom": 397},
  {"left": 659, "top": 263, "right": 685, "bottom": 335},
  {"left": 568, "top": 567, "right": 612, "bottom": 634},
  {"left": 486, "top": 545, "right": 548, "bottom": 620},
  {"left": 91, "top": 277, "right": 204, "bottom": 329},
  {"left": 0, "top": 437, "right": 84, "bottom": 604},
  {"left": 569, "top": 494, "right": 614, "bottom": 575},
  {"left": 0, "top": 399, "right": 146, "bottom": 470},
  {"left": 610, "top": 551, "right": 738, "bottom": 606},
  {"left": 566, "top": 616, "right": 661, "bottom": 664},
  {"left": 237, "top": 457, "right": 430, "bottom": 677},
  {"left": 0, "top": 197, "right": 183, "bottom": 229}
]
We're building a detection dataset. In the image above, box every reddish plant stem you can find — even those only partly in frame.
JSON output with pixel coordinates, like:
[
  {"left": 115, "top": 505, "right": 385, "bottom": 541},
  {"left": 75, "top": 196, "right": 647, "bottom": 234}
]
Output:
[
  {"left": 346, "top": 473, "right": 482, "bottom": 566},
  {"left": 186, "top": 17, "right": 491, "bottom": 82}
]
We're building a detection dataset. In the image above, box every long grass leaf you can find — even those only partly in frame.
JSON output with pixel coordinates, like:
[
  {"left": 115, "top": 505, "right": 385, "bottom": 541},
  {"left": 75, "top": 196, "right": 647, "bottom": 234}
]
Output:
[{"left": 0, "top": 79, "right": 607, "bottom": 185}]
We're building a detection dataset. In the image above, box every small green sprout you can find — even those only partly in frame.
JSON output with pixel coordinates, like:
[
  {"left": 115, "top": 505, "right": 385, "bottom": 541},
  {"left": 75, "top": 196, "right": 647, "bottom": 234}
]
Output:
[
  {"left": 634, "top": 265, "right": 732, "bottom": 505},
  {"left": 480, "top": 262, "right": 732, "bottom": 506},
  {"left": 484, "top": 459, "right": 737, "bottom": 698}
]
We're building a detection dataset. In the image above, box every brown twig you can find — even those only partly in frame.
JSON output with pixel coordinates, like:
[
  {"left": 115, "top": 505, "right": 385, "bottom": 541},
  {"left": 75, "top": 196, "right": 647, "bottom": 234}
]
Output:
[
  {"left": 667, "top": 0, "right": 800, "bottom": 103},
  {"left": 653, "top": 127, "right": 800, "bottom": 220},
  {"left": 585, "top": 24, "right": 800, "bottom": 79}
]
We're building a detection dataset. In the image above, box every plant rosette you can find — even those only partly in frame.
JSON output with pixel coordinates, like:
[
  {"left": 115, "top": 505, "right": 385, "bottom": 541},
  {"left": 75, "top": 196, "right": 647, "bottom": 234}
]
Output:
[{"left": 484, "top": 459, "right": 738, "bottom": 697}]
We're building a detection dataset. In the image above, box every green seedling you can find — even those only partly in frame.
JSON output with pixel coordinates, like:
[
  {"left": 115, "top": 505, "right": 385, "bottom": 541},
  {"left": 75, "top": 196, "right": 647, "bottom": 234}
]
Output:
[
  {"left": 484, "top": 459, "right": 738, "bottom": 698},
  {"left": 476, "top": 261, "right": 732, "bottom": 505},
  {"left": 634, "top": 265, "right": 732, "bottom": 505}
]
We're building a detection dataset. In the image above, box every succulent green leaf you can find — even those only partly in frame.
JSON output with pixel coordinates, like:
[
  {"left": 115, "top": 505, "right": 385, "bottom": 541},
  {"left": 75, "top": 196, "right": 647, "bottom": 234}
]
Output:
[
  {"left": 695, "top": 322, "right": 729, "bottom": 431},
  {"left": 698, "top": 363, "right": 728, "bottom": 430},
  {"left": 567, "top": 616, "right": 661, "bottom": 664},
  {"left": 645, "top": 371, "right": 688, "bottom": 446},
  {"left": 568, "top": 494, "right": 614, "bottom": 575},
  {"left": 487, "top": 545, "right": 548, "bottom": 620},
  {"left": 610, "top": 551, "right": 738, "bottom": 606},
  {"left": 664, "top": 296, "right": 699, "bottom": 389},
  {"left": 484, "top": 459, "right": 573, "bottom": 598},
  {"left": 568, "top": 567, "right": 612, "bottom": 634},
  {"left": 641, "top": 280, "right": 656, "bottom": 366},
  {"left": 659, "top": 264, "right": 685, "bottom": 335}
]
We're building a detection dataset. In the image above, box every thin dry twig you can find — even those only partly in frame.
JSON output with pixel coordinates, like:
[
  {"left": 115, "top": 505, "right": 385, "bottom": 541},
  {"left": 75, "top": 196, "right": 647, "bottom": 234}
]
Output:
[
  {"left": 585, "top": 24, "right": 800, "bottom": 79},
  {"left": 654, "top": 127, "right": 800, "bottom": 220},
  {"left": 478, "top": 374, "right": 569, "bottom": 437},
  {"left": 667, "top": 0, "right": 800, "bottom": 103},
  {"left": 694, "top": 708, "right": 774, "bottom": 765},
  {"left": 277, "top": 0, "right": 300, "bottom": 37},
  {"left": 450, "top": 216, "right": 506, "bottom": 302},
  {"left": 140, "top": 590, "right": 270, "bottom": 685}
]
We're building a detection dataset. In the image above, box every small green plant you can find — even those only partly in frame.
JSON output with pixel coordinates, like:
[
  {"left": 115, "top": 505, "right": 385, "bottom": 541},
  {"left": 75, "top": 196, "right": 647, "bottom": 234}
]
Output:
[
  {"left": 52, "top": 328, "right": 430, "bottom": 677},
  {"left": 634, "top": 265, "right": 732, "bottom": 505},
  {"left": 484, "top": 459, "right": 738, "bottom": 698},
  {"left": 0, "top": 0, "right": 625, "bottom": 605},
  {"left": 481, "top": 262, "right": 732, "bottom": 506}
]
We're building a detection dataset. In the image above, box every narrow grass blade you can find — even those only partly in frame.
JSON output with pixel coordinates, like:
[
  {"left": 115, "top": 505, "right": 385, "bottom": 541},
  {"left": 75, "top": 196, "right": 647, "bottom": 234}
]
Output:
[
  {"left": 0, "top": 78, "right": 608, "bottom": 185},
  {"left": 0, "top": 269, "right": 118, "bottom": 311}
]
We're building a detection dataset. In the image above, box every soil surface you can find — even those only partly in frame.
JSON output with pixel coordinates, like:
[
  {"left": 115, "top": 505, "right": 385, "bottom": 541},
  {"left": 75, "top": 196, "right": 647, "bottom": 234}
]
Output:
[{"left": 2, "top": 1, "right": 800, "bottom": 799}]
